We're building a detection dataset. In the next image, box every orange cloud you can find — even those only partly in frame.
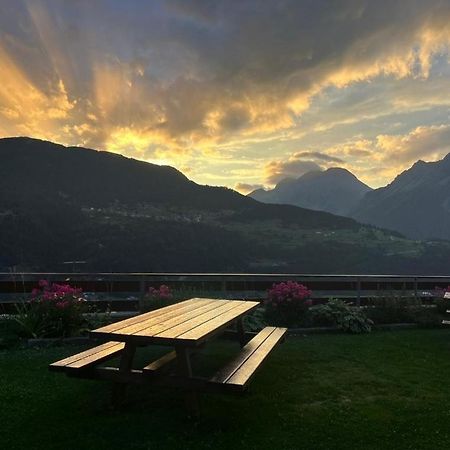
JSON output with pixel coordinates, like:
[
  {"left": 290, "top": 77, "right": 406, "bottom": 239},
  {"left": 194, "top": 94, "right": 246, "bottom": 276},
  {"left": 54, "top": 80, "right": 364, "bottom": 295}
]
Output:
[
  {"left": 234, "top": 183, "right": 264, "bottom": 195},
  {"left": 0, "top": 0, "right": 449, "bottom": 192},
  {"left": 376, "top": 124, "right": 450, "bottom": 163}
]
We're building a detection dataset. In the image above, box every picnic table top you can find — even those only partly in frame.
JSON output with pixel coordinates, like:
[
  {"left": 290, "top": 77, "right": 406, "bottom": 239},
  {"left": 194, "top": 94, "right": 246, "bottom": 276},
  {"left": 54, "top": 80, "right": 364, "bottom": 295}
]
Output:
[{"left": 90, "top": 298, "right": 259, "bottom": 347}]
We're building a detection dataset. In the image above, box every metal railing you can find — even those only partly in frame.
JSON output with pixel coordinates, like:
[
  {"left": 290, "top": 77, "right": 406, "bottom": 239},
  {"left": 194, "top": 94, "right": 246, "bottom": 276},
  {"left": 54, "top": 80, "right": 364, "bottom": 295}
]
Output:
[{"left": 1, "top": 272, "right": 449, "bottom": 312}]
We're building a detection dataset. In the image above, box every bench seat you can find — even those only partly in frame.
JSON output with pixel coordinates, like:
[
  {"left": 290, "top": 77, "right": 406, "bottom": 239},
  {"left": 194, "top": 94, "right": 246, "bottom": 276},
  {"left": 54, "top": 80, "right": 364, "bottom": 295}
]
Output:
[
  {"left": 143, "top": 351, "right": 177, "bottom": 373},
  {"left": 49, "top": 341, "right": 125, "bottom": 372},
  {"left": 211, "top": 326, "right": 286, "bottom": 390}
]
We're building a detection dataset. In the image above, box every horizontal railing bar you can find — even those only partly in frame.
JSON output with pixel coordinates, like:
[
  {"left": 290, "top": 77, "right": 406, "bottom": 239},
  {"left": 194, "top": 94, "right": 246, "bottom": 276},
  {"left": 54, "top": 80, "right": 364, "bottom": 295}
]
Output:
[{"left": 1, "top": 272, "right": 450, "bottom": 280}]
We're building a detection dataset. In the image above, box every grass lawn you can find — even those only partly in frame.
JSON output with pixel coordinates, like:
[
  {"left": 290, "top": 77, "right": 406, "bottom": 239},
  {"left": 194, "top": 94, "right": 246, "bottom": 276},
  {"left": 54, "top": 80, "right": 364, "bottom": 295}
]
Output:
[{"left": 2, "top": 329, "right": 450, "bottom": 450}]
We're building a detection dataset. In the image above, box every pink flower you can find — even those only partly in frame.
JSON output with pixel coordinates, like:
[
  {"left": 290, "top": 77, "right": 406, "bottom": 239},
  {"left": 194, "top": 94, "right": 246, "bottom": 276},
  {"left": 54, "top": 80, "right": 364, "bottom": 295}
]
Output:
[
  {"left": 38, "top": 279, "right": 49, "bottom": 288},
  {"left": 148, "top": 285, "right": 172, "bottom": 300}
]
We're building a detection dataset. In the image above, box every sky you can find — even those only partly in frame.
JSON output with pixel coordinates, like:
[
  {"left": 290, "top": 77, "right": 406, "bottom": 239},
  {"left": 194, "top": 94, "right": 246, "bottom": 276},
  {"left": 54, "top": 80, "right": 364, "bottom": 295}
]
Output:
[{"left": 0, "top": 0, "right": 449, "bottom": 193}]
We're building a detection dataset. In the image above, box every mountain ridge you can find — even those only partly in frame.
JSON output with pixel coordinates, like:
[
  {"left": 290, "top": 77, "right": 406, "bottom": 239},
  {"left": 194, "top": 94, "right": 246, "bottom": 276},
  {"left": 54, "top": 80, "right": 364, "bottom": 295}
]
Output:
[
  {"left": 1, "top": 137, "right": 449, "bottom": 274},
  {"left": 351, "top": 153, "right": 450, "bottom": 240}
]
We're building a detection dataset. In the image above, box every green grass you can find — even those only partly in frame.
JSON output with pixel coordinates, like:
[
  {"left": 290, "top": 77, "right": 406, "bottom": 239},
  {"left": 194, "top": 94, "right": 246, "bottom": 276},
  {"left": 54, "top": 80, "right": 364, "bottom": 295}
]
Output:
[{"left": 2, "top": 330, "right": 450, "bottom": 450}]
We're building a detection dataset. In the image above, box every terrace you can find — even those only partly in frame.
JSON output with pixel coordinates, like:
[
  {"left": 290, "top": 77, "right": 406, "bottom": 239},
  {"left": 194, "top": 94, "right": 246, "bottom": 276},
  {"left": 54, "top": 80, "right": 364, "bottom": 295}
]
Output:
[{"left": 1, "top": 272, "right": 450, "bottom": 449}]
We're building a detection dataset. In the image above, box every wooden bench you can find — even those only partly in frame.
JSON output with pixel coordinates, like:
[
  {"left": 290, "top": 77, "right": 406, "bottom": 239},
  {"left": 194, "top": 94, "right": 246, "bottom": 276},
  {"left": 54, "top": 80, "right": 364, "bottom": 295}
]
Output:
[
  {"left": 211, "top": 326, "right": 287, "bottom": 391},
  {"left": 49, "top": 341, "right": 125, "bottom": 373}
]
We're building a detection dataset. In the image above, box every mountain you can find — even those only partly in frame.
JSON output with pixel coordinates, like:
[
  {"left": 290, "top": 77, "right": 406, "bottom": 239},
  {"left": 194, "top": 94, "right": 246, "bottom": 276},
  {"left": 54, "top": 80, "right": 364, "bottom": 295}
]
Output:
[
  {"left": 351, "top": 154, "right": 450, "bottom": 241},
  {"left": 0, "top": 137, "right": 250, "bottom": 211},
  {"left": 249, "top": 168, "right": 372, "bottom": 216},
  {"left": 1, "top": 137, "right": 450, "bottom": 274}
]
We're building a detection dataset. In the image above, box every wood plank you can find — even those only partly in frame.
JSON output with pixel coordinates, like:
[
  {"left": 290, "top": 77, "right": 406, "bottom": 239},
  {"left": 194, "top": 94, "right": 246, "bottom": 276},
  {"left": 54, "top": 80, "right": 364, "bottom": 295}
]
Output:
[
  {"left": 91, "top": 301, "right": 189, "bottom": 333},
  {"left": 68, "top": 343, "right": 126, "bottom": 369},
  {"left": 154, "top": 301, "right": 245, "bottom": 338},
  {"left": 143, "top": 351, "right": 177, "bottom": 372},
  {"left": 49, "top": 341, "right": 123, "bottom": 369},
  {"left": 93, "top": 299, "right": 214, "bottom": 337},
  {"left": 211, "top": 327, "right": 276, "bottom": 383},
  {"left": 126, "top": 300, "right": 229, "bottom": 337},
  {"left": 226, "top": 327, "right": 286, "bottom": 386},
  {"left": 92, "top": 299, "right": 203, "bottom": 334},
  {"left": 177, "top": 301, "right": 259, "bottom": 342}
]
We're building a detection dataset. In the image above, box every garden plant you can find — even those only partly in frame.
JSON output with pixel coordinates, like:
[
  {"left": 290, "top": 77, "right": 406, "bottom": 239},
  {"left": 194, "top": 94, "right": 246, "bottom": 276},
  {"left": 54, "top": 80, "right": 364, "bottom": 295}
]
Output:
[
  {"left": 14, "top": 280, "right": 88, "bottom": 338},
  {"left": 264, "top": 281, "right": 312, "bottom": 327}
]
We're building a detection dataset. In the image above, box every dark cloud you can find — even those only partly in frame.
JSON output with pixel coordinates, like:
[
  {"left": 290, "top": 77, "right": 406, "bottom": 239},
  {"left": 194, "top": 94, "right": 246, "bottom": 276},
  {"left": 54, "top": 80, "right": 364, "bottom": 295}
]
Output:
[
  {"left": 293, "top": 151, "right": 345, "bottom": 163},
  {"left": 346, "top": 148, "right": 371, "bottom": 158},
  {"left": 219, "top": 107, "right": 252, "bottom": 132},
  {"left": 1, "top": 0, "right": 449, "bottom": 148},
  {"left": 265, "top": 159, "right": 322, "bottom": 184},
  {"left": 0, "top": 0, "right": 449, "bottom": 193}
]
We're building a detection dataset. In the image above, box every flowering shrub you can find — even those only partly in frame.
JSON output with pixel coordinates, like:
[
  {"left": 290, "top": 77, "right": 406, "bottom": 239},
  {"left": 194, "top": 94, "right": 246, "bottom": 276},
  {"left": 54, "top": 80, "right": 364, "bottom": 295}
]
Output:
[
  {"left": 434, "top": 285, "right": 450, "bottom": 314},
  {"left": 15, "top": 280, "right": 88, "bottom": 338},
  {"left": 142, "top": 285, "right": 174, "bottom": 312},
  {"left": 434, "top": 286, "right": 450, "bottom": 297},
  {"left": 148, "top": 285, "right": 172, "bottom": 300},
  {"left": 264, "top": 281, "right": 313, "bottom": 326}
]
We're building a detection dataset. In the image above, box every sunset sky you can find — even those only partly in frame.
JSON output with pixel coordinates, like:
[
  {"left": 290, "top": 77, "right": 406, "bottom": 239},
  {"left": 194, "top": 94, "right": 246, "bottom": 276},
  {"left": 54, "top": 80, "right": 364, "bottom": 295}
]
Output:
[{"left": 1, "top": 0, "right": 450, "bottom": 192}]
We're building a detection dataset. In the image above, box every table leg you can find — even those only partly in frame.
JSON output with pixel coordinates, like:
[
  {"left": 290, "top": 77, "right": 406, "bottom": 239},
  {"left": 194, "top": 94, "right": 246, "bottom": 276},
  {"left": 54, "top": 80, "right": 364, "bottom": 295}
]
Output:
[
  {"left": 112, "top": 342, "right": 136, "bottom": 408},
  {"left": 236, "top": 317, "right": 247, "bottom": 348},
  {"left": 175, "top": 346, "right": 200, "bottom": 417}
]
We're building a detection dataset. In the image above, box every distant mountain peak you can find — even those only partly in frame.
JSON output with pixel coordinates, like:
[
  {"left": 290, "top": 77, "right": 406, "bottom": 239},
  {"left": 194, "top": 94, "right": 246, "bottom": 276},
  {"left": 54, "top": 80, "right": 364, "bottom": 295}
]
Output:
[{"left": 249, "top": 166, "right": 372, "bottom": 216}]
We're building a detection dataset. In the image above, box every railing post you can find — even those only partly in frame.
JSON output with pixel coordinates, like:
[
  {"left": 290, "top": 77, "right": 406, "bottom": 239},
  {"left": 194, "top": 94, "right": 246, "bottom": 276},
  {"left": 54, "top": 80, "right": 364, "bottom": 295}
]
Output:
[
  {"left": 139, "top": 277, "right": 146, "bottom": 312},
  {"left": 356, "top": 277, "right": 361, "bottom": 306},
  {"left": 221, "top": 280, "right": 227, "bottom": 298}
]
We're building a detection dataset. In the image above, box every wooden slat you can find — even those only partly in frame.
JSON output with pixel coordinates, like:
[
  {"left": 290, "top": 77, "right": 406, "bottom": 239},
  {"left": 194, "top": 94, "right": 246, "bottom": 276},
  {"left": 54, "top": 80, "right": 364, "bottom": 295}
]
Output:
[
  {"left": 49, "top": 341, "right": 125, "bottom": 371},
  {"left": 211, "top": 327, "right": 276, "bottom": 383},
  {"left": 177, "top": 301, "right": 259, "bottom": 342},
  {"left": 92, "top": 299, "right": 214, "bottom": 337},
  {"left": 143, "top": 351, "right": 177, "bottom": 372},
  {"left": 226, "top": 327, "right": 287, "bottom": 386},
  {"left": 115, "top": 300, "right": 224, "bottom": 337},
  {"left": 68, "top": 343, "right": 126, "bottom": 369},
  {"left": 442, "top": 320, "right": 450, "bottom": 325},
  {"left": 92, "top": 299, "right": 201, "bottom": 334},
  {"left": 134, "top": 300, "right": 230, "bottom": 336},
  {"left": 154, "top": 301, "right": 245, "bottom": 338}
]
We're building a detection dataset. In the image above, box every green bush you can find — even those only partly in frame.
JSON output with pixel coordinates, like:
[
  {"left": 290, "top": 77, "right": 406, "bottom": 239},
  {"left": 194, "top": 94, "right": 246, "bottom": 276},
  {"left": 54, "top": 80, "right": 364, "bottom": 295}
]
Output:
[
  {"left": 310, "top": 299, "right": 373, "bottom": 334},
  {"left": 0, "top": 317, "right": 21, "bottom": 348},
  {"left": 364, "top": 295, "right": 422, "bottom": 324},
  {"left": 434, "top": 297, "right": 450, "bottom": 315},
  {"left": 243, "top": 307, "right": 267, "bottom": 332}
]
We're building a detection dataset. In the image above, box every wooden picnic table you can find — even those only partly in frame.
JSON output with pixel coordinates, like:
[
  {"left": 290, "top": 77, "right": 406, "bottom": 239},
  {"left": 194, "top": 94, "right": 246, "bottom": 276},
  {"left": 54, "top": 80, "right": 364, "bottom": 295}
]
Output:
[{"left": 50, "top": 298, "right": 286, "bottom": 415}]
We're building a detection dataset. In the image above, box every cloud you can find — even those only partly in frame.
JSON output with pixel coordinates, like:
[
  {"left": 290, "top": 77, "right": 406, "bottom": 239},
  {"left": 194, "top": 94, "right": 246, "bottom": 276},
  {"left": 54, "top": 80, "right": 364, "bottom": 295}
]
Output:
[
  {"left": 0, "top": 0, "right": 450, "bottom": 191},
  {"left": 265, "top": 158, "right": 322, "bottom": 185},
  {"left": 293, "top": 151, "right": 345, "bottom": 163},
  {"left": 0, "top": 1, "right": 449, "bottom": 151},
  {"left": 234, "top": 182, "right": 264, "bottom": 195},
  {"left": 376, "top": 124, "right": 450, "bottom": 163}
]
